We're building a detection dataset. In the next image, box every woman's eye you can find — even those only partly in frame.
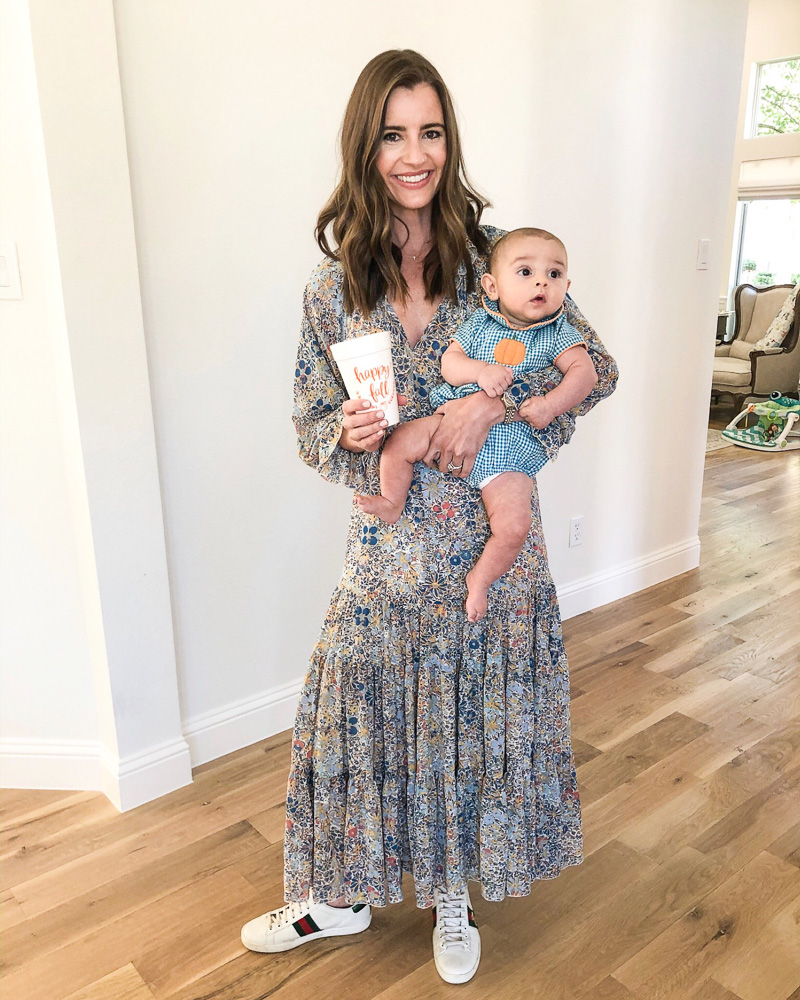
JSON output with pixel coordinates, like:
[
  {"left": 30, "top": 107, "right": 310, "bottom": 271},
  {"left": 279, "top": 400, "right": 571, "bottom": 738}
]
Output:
[
  {"left": 424, "top": 129, "right": 444, "bottom": 141},
  {"left": 382, "top": 131, "right": 401, "bottom": 143}
]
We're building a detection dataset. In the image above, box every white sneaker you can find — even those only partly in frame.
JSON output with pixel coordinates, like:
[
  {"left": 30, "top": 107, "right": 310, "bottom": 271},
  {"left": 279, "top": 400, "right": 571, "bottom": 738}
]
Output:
[
  {"left": 241, "top": 895, "right": 371, "bottom": 953},
  {"left": 432, "top": 886, "right": 481, "bottom": 984}
]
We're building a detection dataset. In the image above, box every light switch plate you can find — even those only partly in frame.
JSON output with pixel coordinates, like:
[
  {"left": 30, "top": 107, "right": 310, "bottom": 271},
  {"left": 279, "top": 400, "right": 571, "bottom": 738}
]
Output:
[
  {"left": 0, "top": 241, "right": 22, "bottom": 299},
  {"left": 696, "top": 239, "right": 710, "bottom": 271}
]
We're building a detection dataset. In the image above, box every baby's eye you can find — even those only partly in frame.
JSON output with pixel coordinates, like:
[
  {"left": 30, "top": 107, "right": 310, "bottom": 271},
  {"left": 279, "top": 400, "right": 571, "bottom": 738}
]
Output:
[
  {"left": 518, "top": 267, "right": 532, "bottom": 277},
  {"left": 382, "top": 131, "right": 401, "bottom": 143},
  {"left": 547, "top": 269, "right": 562, "bottom": 279}
]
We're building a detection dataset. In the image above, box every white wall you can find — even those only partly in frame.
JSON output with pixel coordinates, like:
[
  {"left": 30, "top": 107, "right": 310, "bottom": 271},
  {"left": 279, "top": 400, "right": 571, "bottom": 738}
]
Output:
[
  {"left": 0, "top": 0, "right": 100, "bottom": 761},
  {"left": 1, "top": 0, "right": 749, "bottom": 798},
  {"left": 529, "top": 3, "right": 750, "bottom": 603},
  {"left": 1, "top": 0, "right": 192, "bottom": 808},
  {"left": 720, "top": 0, "right": 800, "bottom": 299}
]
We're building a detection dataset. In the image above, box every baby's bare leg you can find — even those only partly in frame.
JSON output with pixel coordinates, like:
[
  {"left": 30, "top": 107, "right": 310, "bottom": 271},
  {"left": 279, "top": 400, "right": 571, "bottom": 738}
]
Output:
[
  {"left": 465, "top": 472, "right": 533, "bottom": 622},
  {"left": 356, "top": 415, "right": 443, "bottom": 523}
]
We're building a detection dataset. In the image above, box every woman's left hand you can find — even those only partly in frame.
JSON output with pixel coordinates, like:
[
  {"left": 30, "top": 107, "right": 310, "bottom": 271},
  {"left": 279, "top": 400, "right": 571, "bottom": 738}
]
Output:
[{"left": 423, "top": 392, "right": 504, "bottom": 479}]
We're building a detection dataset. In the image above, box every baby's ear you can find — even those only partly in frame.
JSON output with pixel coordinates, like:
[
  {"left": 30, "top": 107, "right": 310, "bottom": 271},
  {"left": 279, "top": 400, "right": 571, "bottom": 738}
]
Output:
[
  {"left": 481, "top": 272, "right": 499, "bottom": 300},
  {"left": 566, "top": 278, "right": 571, "bottom": 293}
]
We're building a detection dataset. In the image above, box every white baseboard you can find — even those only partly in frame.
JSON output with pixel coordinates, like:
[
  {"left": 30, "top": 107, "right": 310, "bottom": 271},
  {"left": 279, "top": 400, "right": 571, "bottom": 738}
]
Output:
[
  {"left": 101, "top": 738, "right": 193, "bottom": 812},
  {"left": 0, "top": 735, "right": 193, "bottom": 813},
  {"left": 182, "top": 678, "right": 303, "bottom": 767},
  {"left": 0, "top": 738, "right": 105, "bottom": 792},
  {"left": 556, "top": 535, "right": 701, "bottom": 621}
]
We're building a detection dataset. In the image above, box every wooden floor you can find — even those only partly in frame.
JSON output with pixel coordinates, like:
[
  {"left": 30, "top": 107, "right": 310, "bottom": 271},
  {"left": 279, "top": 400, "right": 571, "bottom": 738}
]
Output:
[{"left": 3, "top": 406, "right": 799, "bottom": 1000}]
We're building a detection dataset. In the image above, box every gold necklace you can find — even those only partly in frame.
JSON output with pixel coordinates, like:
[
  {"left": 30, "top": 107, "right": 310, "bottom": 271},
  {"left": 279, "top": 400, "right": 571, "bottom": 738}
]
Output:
[{"left": 404, "top": 237, "right": 432, "bottom": 262}]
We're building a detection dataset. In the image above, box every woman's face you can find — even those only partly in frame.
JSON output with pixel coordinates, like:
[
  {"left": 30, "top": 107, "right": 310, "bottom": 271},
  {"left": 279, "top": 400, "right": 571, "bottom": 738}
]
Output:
[{"left": 375, "top": 83, "right": 447, "bottom": 218}]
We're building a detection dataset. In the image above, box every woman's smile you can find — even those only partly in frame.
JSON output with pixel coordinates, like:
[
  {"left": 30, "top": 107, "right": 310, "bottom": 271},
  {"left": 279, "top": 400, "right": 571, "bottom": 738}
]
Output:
[{"left": 392, "top": 170, "right": 434, "bottom": 187}]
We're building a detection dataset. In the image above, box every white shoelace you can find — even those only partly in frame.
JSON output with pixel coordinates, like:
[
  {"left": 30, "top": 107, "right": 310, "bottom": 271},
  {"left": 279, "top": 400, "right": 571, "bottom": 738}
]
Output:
[
  {"left": 267, "top": 899, "right": 312, "bottom": 931},
  {"left": 435, "top": 890, "right": 471, "bottom": 949}
]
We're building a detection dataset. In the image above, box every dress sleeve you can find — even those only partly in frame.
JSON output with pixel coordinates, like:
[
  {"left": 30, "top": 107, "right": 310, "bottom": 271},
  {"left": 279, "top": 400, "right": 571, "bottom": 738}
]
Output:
[
  {"left": 560, "top": 297, "right": 619, "bottom": 414},
  {"left": 514, "top": 297, "right": 619, "bottom": 459},
  {"left": 292, "top": 280, "right": 380, "bottom": 492},
  {"left": 428, "top": 310, "right": 480, "bottom": 409}
]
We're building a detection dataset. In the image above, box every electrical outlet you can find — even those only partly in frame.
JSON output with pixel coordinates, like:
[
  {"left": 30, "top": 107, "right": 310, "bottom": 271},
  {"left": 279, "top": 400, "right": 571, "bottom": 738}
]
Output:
[{"left": 569, "top": 516, "right": 583, "bottom": 547}]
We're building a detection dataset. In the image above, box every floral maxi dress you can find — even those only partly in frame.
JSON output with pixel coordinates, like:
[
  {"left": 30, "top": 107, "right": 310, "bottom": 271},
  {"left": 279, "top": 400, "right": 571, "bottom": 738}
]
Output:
[{"left": 287, "top": 226, "right": 619, "bottom": 909}]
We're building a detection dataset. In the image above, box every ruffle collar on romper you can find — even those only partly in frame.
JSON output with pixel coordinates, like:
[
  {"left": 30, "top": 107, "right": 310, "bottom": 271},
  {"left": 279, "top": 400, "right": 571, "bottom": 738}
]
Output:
[{"left": 481, "top": 295, "right": 564, "bottom": 332}]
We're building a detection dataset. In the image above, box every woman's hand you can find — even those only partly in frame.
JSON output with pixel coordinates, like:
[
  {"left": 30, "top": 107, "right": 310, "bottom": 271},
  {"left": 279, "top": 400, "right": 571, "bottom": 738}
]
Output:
[
  {"left": 339, "top": 395, "right": 408, "bottom": 453},
  {"left": 423, "top": 392, "right": 504, "bottom": 478}
]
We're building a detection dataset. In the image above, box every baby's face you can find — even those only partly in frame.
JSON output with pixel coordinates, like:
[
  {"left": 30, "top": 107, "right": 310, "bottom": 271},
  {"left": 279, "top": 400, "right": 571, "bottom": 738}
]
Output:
[{"left": 483, "top": 235, "right": 570, "bottom": 328}]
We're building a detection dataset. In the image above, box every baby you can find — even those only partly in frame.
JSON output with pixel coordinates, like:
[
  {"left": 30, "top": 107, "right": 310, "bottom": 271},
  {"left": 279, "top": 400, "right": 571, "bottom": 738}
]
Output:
[{"left": 357, "top": 228, "right": 597, "bottom": 621}]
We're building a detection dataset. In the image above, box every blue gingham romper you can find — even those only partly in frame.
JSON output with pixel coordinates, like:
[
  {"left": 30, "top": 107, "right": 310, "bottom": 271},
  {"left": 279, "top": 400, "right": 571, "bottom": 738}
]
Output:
[{"left": 429, "top": 297, "right": 586, "bottom": 488}]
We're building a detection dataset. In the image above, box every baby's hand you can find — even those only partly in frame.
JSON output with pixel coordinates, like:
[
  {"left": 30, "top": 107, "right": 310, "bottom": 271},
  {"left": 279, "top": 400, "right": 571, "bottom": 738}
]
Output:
[
  {"left": 518, "top": 395, "right": 555, "bottom": 429},
  {"left": 477, "top": 363, "right": 514, "bottom": 397}
]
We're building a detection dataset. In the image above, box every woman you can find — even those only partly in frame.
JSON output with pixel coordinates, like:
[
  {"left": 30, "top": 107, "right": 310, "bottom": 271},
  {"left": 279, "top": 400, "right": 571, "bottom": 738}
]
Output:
[{"left": 241, "top": 49, "right": 618, "bottom": 985}]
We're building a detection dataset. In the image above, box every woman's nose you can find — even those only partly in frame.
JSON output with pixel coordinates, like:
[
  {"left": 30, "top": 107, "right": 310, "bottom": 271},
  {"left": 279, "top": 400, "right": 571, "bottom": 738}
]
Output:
[{"left": 403, "top": 139, "right": 426, "bottom": 165}]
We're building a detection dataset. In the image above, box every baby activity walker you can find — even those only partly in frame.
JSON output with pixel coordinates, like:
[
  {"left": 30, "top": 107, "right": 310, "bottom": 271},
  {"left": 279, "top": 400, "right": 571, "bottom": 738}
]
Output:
[{"left": 721, "top": 392, "right": 800, "bottom": 452}]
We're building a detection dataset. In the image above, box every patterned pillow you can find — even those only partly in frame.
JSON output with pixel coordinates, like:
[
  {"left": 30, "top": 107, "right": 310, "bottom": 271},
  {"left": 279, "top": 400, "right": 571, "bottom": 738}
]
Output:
[{"left": 755, "top": 283, "right": 799, "bottom": 350}]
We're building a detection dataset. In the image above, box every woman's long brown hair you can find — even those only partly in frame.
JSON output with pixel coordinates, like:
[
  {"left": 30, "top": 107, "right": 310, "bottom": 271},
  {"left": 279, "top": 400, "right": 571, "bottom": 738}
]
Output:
[{"left": 316, "top": 50, "right": 490, "bottom": 316}]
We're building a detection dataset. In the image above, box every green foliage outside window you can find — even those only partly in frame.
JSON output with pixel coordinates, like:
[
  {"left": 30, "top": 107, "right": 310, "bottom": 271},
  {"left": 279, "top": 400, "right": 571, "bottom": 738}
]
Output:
[
  {"left": 756, "top": 59, "right": 800, "bottom": 136},
  {"left": 754, "top": 272, "right": 776, "bottom": 286}
]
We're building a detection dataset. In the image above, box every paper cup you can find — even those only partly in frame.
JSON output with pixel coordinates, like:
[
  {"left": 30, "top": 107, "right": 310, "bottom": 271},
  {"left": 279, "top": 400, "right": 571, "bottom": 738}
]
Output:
[{"left": 329, "top": 330, "right": 400, "bottom": 426}]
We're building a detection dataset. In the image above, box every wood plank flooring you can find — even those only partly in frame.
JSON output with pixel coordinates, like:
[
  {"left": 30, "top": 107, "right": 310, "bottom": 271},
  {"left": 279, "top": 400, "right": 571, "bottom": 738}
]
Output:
[{"left": 3, "top": 409, "right": 799, "bottom": 1000}]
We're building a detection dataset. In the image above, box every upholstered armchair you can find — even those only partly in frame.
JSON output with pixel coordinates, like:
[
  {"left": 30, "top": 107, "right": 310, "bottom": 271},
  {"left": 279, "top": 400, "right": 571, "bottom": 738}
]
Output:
[{"left": 711, "top": 283, "right": 800, "bottom": 411}]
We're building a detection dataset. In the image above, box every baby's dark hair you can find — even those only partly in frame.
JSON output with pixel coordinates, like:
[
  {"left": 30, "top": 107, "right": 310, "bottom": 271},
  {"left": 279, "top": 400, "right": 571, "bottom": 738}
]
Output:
[{"left": 488, "top": 227, "right": 568, "bottom": 272}]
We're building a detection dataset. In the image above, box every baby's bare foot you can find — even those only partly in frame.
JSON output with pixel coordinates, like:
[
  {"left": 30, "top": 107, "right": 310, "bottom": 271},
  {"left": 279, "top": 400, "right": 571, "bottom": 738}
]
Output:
[
  {"left": 356, "top": 494, "right": 403, "bottom": 524},
  {"left": 465, "top": 570, "right": 488, "bottom": 622}
]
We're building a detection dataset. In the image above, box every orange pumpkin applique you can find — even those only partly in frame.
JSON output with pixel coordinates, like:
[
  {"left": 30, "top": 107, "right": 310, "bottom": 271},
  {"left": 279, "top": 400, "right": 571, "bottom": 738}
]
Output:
[{"left": 494, "top": 337, "right": 526, "bottom": 366}]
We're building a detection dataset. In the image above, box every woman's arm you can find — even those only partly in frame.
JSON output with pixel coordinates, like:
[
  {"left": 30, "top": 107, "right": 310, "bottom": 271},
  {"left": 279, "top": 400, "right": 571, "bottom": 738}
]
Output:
[
  {"left": 423, "top": 391, "right": 505, "bottom": 479},
  {"left": 293, "top": 281, "right": 384, "bottom": 491},
  {"left": 561, "top": 298, "right": 618, "bottom": 414}
]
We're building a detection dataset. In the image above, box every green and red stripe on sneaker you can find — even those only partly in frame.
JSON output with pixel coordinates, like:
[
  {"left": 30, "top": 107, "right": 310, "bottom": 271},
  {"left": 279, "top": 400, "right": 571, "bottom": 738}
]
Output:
[
  {"left": 293, "top": 902, "right": 366, "bottom": 938},
  {"left": 293, "top": 913, "right": 321, "bottom": 937}
]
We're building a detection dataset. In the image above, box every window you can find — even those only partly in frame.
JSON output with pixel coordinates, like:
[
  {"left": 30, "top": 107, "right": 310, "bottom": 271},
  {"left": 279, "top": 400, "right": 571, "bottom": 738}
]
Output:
[
  {"left": 750, "top": 58, "right": 800, "bottom": 137},
  {"left": 733, "top": 199, "right": 800, "bottom": 288}
]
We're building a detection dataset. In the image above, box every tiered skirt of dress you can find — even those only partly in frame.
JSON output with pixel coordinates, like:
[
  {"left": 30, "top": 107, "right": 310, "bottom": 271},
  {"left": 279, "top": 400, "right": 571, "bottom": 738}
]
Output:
[{"left": 284, "top": 462, "right": 583, "bottom": 909}]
